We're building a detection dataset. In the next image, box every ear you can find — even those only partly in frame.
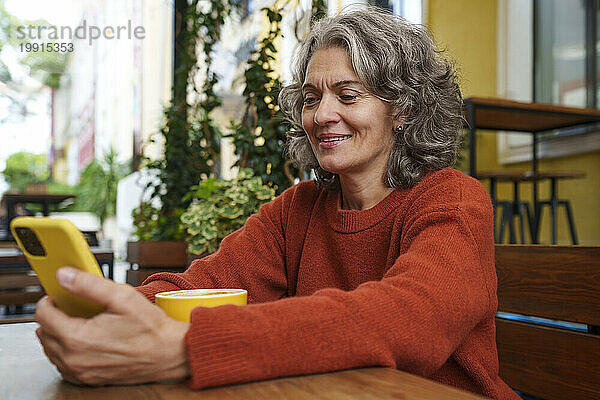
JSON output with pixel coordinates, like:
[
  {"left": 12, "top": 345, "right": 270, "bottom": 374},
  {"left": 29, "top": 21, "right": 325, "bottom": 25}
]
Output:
[
  {"left": 389, "top": 106, "right": 404, "bottom": 127},
  {"left": 392, "top": 113, "right": 405, "bottom": 131}
]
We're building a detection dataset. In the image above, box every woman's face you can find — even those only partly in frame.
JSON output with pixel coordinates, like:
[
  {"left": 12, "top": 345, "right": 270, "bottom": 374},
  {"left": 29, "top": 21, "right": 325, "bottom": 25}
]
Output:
[{"left": 301, "top": 47, "right": 397, "bottom": 181}]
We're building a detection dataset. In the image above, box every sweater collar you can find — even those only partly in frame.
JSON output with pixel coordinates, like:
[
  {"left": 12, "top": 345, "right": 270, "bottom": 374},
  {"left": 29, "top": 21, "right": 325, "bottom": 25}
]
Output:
[{"left": 325, "top": 187, "right": 407, "bottom": 233}]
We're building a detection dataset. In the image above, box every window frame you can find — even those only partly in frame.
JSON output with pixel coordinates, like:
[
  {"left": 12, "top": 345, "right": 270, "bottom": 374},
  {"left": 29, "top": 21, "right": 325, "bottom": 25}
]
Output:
[{"left": 496, "top": 0, "right": 600, "bottom": 165}]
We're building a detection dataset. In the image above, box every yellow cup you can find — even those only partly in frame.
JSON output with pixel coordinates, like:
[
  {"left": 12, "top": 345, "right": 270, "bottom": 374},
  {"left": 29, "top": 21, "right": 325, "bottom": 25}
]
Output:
[{"left": 155, "top": 289, "right": 247, "bottom": 322}]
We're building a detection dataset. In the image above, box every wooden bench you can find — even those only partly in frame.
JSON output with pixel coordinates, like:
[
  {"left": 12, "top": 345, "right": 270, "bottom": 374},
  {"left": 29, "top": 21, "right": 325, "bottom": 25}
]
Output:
[
  {"left": 1, "top": 249, "right": 44, "bottom": 316},
  {"left": 495, "top": 244, "right": 600, "bottom": 400},
  {"left": 0, "top": 269, "right": 45, "bottom": 317}
]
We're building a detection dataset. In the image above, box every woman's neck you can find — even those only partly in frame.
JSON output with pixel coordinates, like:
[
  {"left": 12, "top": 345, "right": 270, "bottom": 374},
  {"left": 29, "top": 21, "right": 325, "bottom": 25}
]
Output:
[{"left": 339, "top": 175, "right": 394, "bottom": 211}]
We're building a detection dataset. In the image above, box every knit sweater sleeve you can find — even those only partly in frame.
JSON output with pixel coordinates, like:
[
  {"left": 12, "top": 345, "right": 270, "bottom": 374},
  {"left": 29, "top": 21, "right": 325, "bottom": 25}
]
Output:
[
  {"left": 181, "top": 185, "right": 496, "bottom": 389},
  {"left": 135, "top": 184, "right": 296, "bottom": 304}
]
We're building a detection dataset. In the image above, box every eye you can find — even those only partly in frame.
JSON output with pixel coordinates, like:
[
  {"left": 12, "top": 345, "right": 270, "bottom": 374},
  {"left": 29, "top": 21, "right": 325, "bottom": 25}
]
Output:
[
  {"left": 302, "top": 95, "right": 319, "bottom": 107},
  {"left": 339, "top": 94, "right": 358, "bottom": 102},
  {"left": 338, "top": 90, "right": 360, "bottom": 103}
]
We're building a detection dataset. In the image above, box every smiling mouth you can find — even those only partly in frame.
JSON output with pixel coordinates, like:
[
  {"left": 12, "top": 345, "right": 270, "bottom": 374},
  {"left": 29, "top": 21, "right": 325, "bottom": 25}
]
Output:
[{"left": 319, "top": 135, "right": 352, "bottom": 143}]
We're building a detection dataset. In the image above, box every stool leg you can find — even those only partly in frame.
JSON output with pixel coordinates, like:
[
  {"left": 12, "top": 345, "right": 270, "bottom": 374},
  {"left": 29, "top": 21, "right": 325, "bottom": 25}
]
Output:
[
  {"left": 498, "top": 204, "right": 508, "bottom": 244},
  {"left": 508, "top": 203, "right": 516, "bottom": 244},
  {"left": 533, "top": 201, "right": 543, "bottom": 244},
  {"left": 513, "top": 182, "right": 526, "bottom": 244},
  {"left": 523, "top": 202, "right": 533, "bottom": 243},
  {"left": 493, "top": 204, "right": 501, "bottom": 244},
  {"left": 550, "top": 178, "right": 558, "bottom": 244},
  {"left": 517, "top": 203, "right": 529, "bottom": 244},
  {"left": 561, "top": 200, "right": 579, "bottom": 245},
  {"left": 489, "top": 178, "right": 498, "bottom": 243}
]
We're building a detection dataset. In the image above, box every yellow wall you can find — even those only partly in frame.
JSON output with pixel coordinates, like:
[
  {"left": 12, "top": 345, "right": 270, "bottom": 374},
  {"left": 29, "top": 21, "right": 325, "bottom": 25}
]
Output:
[
  {"left": 427, "top": 0, "right": 600, "bottom": 244},
  {"left": 427, "top": 0, "right": 499, "bottom": 172}
]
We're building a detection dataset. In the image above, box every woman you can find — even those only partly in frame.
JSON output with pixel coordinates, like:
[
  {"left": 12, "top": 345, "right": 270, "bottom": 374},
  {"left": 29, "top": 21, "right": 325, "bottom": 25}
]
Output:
[{"left": 35, "top": 8, "right": 519, "bottom": 399}]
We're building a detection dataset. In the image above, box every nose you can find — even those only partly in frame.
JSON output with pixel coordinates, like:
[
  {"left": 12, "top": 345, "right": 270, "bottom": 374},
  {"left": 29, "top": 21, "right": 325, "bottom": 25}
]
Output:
[{"left": 313, "top": 95, "right": 340, "bottom": 126}]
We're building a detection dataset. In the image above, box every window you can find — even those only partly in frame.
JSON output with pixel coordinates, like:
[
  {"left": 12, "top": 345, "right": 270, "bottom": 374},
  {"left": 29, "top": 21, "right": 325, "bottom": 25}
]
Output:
[
  {"left": 496, "top": 0, "right": 600, "bottom": 165},
  {"left": 535, "top": 0, "right": 598, "bottom": 109},
  {"left": 369, "top": 0, "right": 422, "bottom": 24}
]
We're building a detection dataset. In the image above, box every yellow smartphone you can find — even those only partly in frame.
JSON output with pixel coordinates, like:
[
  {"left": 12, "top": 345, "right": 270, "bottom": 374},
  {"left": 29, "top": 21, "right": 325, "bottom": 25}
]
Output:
[{"left": 10, "top": 217, "right": 104, "bottom": 318}]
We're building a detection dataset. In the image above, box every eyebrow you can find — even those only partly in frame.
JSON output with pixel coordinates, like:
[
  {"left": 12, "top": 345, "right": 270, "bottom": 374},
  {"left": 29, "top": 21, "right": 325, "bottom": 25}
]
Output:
[{"left": 301, "top": 80, "right": 363, "bottom": 91}]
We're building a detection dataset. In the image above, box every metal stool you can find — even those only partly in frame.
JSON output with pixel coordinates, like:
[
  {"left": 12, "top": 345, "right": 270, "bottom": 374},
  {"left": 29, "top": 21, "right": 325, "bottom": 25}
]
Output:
[
  {"left": 476, "top": 171, "right": 532, "bottom": 244},
  {"left": 524, "top": 171, "right": 586, "bottom": 244}
]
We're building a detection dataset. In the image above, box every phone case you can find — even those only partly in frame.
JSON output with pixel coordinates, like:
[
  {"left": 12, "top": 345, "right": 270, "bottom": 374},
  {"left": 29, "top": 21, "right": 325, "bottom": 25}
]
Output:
[{"left": 10, "top": 217, "right": 104, "bottom": 318}]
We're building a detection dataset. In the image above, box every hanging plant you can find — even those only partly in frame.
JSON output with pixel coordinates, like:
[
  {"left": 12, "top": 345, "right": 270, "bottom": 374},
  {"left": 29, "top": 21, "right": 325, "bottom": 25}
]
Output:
[
  {"left": 135, "top": 0, "right": 235, "bottom": 241},
  {"left": 311, "top": 0, "right": 327, "bottom": 25},
  {"left": 227, "top": 5, "right": 297, "bottom": 195}
]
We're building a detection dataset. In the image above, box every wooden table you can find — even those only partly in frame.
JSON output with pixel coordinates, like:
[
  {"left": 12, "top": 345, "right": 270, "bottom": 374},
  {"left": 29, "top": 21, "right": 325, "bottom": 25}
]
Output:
[
  {"left": 0, "top": 322, "right": 487, "bottom": 400},
  {"left": 463, "top": 97, "right": 600, "bottom": 243},
  {"left": 463, "top": 97, "right": 600, "bottom": 177},
  {"left": 2, "top": 193, "right": 76, "bottom": 240}
]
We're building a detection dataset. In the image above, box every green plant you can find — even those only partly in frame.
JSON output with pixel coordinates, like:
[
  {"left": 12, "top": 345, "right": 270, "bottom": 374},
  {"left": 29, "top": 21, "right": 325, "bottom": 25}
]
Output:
[
  {"left": 228, "top": 5, "right": 298, "bottom": 195},
  {"left": 2, "top": 152, "right": 49, "bottom": 192},
  {"left": 47, "top": 180, "right": 76, "bottom": 195},
  {"left": 133, "top": 0, "right": 326, "bottom": 240},
  {"left": 75, "top": 149, "right": 128, "bottom": 224},
  {"left": 132, "top": 201, "right": 185, "bottom": 241},
  {"left": 2, "top": 150, "right": 127, "bottom": 222},
  {"left": 136, "top": 0, "right": 235, "bottom": 241},
  {"left": 180, "top": 169, "right": 275, "bottom": 255},
  {"left": 311, "top": 0, "right": 327, "bottom": 25},
  {"left": 131, "top": 202, "right": 158, "bottom": 241}
]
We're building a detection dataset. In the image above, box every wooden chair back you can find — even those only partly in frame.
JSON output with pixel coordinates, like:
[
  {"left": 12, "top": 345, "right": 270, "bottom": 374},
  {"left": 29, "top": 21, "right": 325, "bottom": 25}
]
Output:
[
  {"left": 0, "top": 270, "right": 44, "bottom": 309},
  {"left": 495, "top": 245, "right": 600, "bottom": 400}
]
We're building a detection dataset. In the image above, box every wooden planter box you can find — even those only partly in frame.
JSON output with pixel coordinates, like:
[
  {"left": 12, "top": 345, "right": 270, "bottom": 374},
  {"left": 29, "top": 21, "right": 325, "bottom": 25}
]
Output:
[
  {"left": 25, "top": 182, "right": 48, "bottom": 194},
  {"left": 125, "top": 242, "right": 209, "bottom": 286},
  {"left": 126, "top": 241, "right": 188, "bottom": 268}
]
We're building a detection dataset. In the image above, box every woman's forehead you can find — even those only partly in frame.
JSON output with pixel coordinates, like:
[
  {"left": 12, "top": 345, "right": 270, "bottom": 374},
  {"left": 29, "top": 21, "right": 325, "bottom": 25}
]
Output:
[{"left": 304, "top": 47, "right": 361, "bottom": 85}]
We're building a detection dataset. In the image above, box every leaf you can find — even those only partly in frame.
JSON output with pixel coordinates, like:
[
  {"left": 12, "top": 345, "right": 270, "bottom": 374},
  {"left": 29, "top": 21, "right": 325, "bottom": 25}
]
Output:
[
  {"left": 201, "top": 223, "right": 218, "bottom": 240},
  {"left": 255, "top": 187, "right": 275, "bottom": 200},
  {"left": 237, "top": 168, "right": 253, "bottom": 180},
  {"left": 227, "top": 190, "right": 249, "bottom": 204},
  {"left": 218, "top": 204, "right": 244, "bottom": 219},
  {"left": 188, "top": 242, "right": 208, "bottom": 256}
]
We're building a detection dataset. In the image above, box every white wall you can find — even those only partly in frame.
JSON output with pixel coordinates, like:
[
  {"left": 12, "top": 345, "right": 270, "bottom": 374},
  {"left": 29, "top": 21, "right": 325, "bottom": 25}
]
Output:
[{"left": 140, "top": 0, "right": 172, "bottom": 161}]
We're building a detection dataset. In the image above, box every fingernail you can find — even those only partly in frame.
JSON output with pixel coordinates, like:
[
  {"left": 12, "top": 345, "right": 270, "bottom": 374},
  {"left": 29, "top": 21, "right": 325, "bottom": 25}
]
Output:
[{"left": 57, "top": 267, "right": 76, "bottom": 285}]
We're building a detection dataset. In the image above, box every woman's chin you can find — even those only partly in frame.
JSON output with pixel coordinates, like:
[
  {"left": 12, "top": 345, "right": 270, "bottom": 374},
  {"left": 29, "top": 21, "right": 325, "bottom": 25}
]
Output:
[{"left": 318, "top": 163, "right": 346, "bottom": 176}]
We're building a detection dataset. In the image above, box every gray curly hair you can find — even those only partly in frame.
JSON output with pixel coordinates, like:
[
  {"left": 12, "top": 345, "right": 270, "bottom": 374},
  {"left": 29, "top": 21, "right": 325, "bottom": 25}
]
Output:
[{"left": 278, "top": 7, "right": 463, "bottom": 189}]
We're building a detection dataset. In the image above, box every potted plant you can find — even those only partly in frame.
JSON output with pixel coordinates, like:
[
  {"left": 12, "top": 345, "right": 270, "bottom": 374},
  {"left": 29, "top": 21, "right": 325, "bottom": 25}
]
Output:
[
  {"left": 180, "top": 169, "right": 275, "bottom": 257},
  {"left": 128, "top": 0, "right": 325, "bottom": 274},
  {"left": 129, "top": 202, "right": 187, "bottom": 267}
]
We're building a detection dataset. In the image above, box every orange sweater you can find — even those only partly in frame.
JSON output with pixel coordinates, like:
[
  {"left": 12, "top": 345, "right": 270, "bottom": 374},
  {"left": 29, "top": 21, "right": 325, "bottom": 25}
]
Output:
[{"left": 137, "top": 168, "right": 519, "bottom": 399}]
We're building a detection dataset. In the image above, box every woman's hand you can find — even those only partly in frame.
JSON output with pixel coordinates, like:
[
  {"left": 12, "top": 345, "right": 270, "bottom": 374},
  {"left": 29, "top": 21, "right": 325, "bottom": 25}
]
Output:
[{"left": 35, "top": 267, "right": 190, "bottom": 386}]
